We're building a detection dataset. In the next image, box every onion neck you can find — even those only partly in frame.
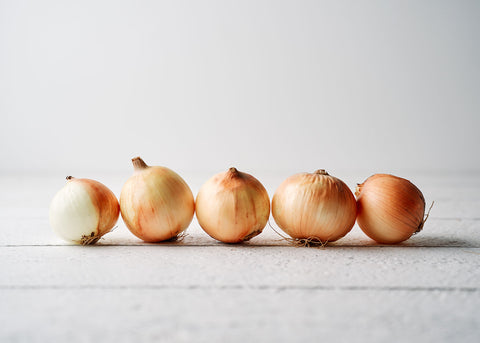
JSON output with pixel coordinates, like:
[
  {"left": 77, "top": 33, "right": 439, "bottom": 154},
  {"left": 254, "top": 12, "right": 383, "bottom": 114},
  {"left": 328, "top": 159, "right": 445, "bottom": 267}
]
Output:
[
  {"left": 132, "top": 157, "right": 149, "bottom": 171},
  {"left": 314, "top": 169, "right": 329, "bottom": 176},
  {"left": 355, "top": 184, "right": 362, "bottom": 197},
  {"left": 66, "top": 176, "right": 75, "bottom": 182},
  {"left": 227, "top": 167, "right": 241, "bottom": 179}
]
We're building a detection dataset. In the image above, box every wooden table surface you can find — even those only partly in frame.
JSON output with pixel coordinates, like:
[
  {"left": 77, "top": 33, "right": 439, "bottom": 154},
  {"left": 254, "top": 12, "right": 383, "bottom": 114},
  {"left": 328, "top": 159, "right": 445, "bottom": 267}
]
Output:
[{"left": 1, "top": 171, "right": 479, "bottom": 342}]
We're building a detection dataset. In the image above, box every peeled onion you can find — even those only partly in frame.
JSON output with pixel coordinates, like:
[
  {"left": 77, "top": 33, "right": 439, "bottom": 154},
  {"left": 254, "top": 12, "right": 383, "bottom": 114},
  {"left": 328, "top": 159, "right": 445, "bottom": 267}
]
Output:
[
  {"left": 355, "top": 174, "right": 426, "bottom": 244},
  {"left": 195, "top": 167, "right": 270, "bottom": 243},
  {"left": 120, "top": 157, "right": 195, "bottom": 242},
  {"left": 49, "top": 176, "right": 120, "bottom": 245},
  {"left": 272, "top": 170, "right": 357, "bottom": 243}
]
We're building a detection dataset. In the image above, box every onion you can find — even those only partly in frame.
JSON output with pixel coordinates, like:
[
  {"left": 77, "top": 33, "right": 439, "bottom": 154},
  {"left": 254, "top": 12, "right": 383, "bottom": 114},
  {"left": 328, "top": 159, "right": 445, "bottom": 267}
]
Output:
[
  {"left": 49, "top": 176, "right": 120, "bottom": 245},
  {"left": 272, "top": 170, "right": 357, "bottom": 243},
  {"left": 195, "top": 167, "right": 270, "bottom": 243},
  {"left": 355, "top": 174, "right": 427, "bottom": 244},
  {"left": 120, "top": 157, "right": 195, "bottom": 242}
]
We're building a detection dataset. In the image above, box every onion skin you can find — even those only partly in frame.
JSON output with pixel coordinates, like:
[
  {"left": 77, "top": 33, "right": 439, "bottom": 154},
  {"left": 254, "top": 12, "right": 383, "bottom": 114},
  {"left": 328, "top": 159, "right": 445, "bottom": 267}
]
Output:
[
  {"left": 120, "top": 157, "right": 195, "bottom": 242},
  {"left": 272, "top": 170, "right": 357, "bottom": 243},
  {"left": 355, "top": 174, "right": 426, "bottom": 244},
  {"left": 49, "top": 177, "right": 120, "bottom": 245},
  {"left": 195, "top": 168, "right": 270, "bottom": 243}
]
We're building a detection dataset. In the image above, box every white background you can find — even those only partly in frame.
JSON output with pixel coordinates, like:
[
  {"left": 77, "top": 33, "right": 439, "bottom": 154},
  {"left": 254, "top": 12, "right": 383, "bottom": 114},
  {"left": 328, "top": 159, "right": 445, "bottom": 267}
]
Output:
[{"left": 1, "top": 0, "right": 479, "bottom": 177}]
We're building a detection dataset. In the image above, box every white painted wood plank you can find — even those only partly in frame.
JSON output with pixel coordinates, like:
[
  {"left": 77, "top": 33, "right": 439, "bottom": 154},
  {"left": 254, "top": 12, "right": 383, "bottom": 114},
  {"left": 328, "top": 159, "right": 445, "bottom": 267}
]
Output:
[
  {"left": 0, "top": 288, "right": 478, "bottom": 343},
  {"left": 1, "top": 246, "right": 478, "bottom": 289},
  {"left": 0, "top": 172, "right": 479, "bottom": 343}
]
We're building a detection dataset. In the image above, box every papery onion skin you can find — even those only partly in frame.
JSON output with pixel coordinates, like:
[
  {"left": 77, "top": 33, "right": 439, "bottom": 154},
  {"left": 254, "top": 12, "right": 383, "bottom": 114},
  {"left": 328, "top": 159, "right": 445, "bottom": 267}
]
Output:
[
  {"left": 195, "top": 167, "right": 270, "bottom": 243},
  {"left": 49, "top": 177, "right": 120, "bottom": 245},
  {"left": 272, "top": 170, "right": 357, "bottom": 243},
  {"left": 120, "top": 157, "right": 195, "bottom": 242},
  {"left": 355, "top": 174, "right": 426, "bottom": 244}
]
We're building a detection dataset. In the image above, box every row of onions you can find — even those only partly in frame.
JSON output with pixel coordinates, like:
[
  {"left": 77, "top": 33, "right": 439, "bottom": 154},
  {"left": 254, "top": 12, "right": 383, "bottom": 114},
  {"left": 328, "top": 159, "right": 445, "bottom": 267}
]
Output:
[{"left": 49, "top": 157, "right": 431, "bottom": 246}]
